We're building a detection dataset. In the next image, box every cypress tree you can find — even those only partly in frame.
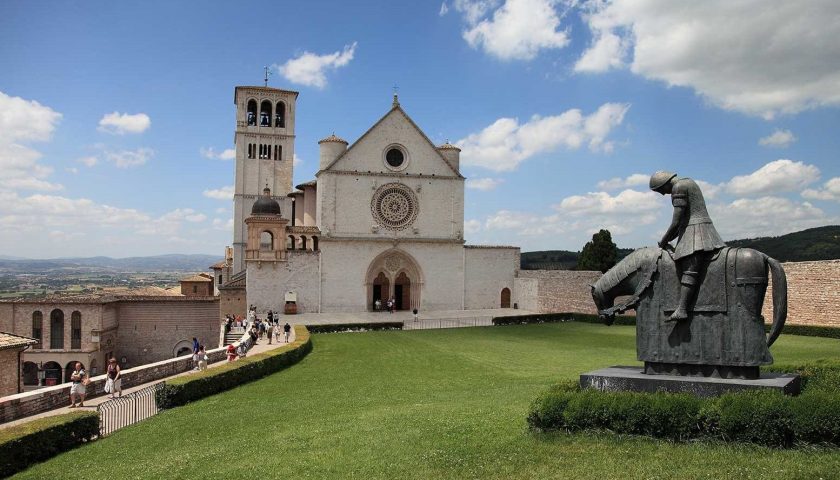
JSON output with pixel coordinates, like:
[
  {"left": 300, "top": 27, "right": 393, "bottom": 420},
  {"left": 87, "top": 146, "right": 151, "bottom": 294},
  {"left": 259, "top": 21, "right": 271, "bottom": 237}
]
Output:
[{"left": 577, "top": 229, "right": 618, "bottom": 273}]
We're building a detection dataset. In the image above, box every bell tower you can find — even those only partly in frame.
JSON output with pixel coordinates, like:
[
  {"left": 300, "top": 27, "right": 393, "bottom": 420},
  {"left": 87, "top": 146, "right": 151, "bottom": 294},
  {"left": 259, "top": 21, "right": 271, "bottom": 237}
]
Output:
[{"left": 232, "top": 85, "right": 299, "bottom": 273}]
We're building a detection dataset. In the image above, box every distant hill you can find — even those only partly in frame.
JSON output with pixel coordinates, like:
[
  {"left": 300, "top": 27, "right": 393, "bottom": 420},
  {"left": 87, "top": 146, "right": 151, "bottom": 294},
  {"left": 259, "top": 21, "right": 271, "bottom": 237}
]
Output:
[
  {"left": 0, "top": 254, "right": 222, "bottom": 273},
  {"left": 521, "top": 225, "right": 840, "bottom": 269},
  {"left": 728, "top": 225, "right": 840, "bottom": 262}
]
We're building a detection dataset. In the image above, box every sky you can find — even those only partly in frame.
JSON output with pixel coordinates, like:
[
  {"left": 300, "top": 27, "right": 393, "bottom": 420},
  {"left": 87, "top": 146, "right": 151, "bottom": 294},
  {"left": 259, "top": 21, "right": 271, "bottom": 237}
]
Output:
[{"left": 1, "top": 0, "right": 839, "bottom": 258}]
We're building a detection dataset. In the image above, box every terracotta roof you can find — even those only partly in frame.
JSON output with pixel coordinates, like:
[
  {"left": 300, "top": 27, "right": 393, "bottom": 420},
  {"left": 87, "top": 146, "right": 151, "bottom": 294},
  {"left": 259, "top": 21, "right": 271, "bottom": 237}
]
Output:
[
  {"left": 219, "top": 270, "right": 247, "bottom": 290},
  {"left": 287, "top": 190, "right": 304, "bottom": 197},
  {"left": 318, "top": 133, "right": 348, "bottom": 144},
  {"left": 438, "top": 142, "right": 461, "bottom": 151},
  {"left": 0, "top": 332, "right": 38, "bottom": 351},
  {"left": 210, "top": 260, "right": 228, "bottom": 269},
  {"left": 294, "top": 180, "right": 317, "bottom": 190},
  {"left": 113, "top": 286, "right": 184, "bottom": 297},
  {"left": 181, "top": 274, "right": 213, "bottom": 282}
]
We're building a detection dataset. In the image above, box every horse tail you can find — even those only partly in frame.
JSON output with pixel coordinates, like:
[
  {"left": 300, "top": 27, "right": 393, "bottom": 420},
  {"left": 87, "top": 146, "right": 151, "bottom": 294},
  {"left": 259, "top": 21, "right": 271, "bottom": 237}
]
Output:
[{"left": 766, "top": 255, "right": 787, "bottom": 347}]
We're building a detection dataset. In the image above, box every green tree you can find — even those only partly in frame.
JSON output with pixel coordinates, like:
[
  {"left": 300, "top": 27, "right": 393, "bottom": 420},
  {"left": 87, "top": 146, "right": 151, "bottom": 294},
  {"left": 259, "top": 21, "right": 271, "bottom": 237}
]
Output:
[{"left": 577, "top": 229, "right": 618, "bottom": 273}]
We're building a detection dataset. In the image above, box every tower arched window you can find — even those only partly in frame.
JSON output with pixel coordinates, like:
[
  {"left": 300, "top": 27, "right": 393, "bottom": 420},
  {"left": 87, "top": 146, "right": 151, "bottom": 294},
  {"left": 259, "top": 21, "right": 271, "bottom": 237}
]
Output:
[
  {"left": 32, "top": 311, "right": 43, "bottom": 349},
  {"left": 71, "top": 311, "right": 82, "bottom": 349},
  {"left": 275, "top": 102, "right": 285, "bottom": 128},
  {"left": 247, "top": 99, "right": 258, "bottom": 126},
  {"left": 260, "top": 231, "right": 274, "bottom": 251},
  {"left": 260, "top": 100, "right": 272, "bottom": 127},
  {"left": 50, "top": 309, "right": 64, "bottom": 349},
  {"left": 247, "top": 144, "right": 254, "bottom": 159},
  {"left": 313, "top": 236, "right": 319, "bottom": 251},
  {"left": 274, "top": 145, "right": 282, "bottom": 161}
]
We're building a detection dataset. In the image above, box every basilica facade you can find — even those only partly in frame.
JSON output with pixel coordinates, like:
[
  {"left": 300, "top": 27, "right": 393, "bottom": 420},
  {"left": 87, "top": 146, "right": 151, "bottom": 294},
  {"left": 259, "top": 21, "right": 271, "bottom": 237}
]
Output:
[{"left": 220, "top": 86, "right": 519, "bottom": 315}]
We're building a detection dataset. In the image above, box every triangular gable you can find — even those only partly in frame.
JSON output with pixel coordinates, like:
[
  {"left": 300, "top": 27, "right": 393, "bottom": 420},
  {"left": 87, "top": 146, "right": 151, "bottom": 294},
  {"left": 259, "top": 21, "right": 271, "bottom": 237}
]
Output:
[{"left": 321, "top": 105, "right": 463, "bottom": 178}]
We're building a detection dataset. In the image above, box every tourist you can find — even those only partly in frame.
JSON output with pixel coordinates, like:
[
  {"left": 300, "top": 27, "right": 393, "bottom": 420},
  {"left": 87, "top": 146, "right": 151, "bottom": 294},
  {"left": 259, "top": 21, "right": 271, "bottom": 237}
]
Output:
[
  {"left": 192, "top": 337, "right": 200, "bottom": 354},
  {"left": 247, "top": 306, "right": 256, "bottom": 325},
  {"left": 267, "top": 322, "right": 274, "bottom": 345},
  {"left": 267, "top": 310, "right": 274, "bottom": 325},
  {"left": 259, "top": 319, "right": 266, "bottom": 339},
  {"left": 105, "top": 357, "right": 122, "bottom": 398},
  {"left": 226, "top": 343, "right": 237, "bottom": 362},
  {"left": 413, "top": 308, "right": 419, "bottom": 322},
  {"left": 69, "top": 362, "right": 86, "bottom": 408},
  {"left": 192, "top": 349, "right": 201, "bottom": 371},
  {"left": 224, "top": 316, "right": 232, "bottom": 333},
  {"left": 375, "top": 299, "right": 381, "bottom": 311},
  {"left": 198, "top": 345, "right": 208, "bottom": 371},
  {"left": 250, "top": 325, "right": 258, "bottom": 345},
  {"left": 283, "top": 322, "right": 291, "bottom": 343}
]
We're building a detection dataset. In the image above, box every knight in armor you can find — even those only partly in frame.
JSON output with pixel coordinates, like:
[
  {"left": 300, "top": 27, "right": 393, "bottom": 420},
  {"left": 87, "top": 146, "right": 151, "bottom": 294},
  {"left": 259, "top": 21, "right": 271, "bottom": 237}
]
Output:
[{"left": 650, "top": 171, "right": 726, "bottom": 322}]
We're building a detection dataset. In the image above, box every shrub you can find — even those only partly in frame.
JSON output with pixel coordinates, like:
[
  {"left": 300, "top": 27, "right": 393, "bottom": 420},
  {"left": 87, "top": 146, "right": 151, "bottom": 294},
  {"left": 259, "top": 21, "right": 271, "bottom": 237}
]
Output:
[
  {"left": 766, "top": 324, "right": 840, "bottom": 340},
  {"left": 528, "top": 362, "right": 840, "bottom": 447},
  {"left": 493, "top": 313, "right": 636, "bottom": 326},
  {"left": 0, "top": 411, "right": 99, "bottom": 477},
  {"left": 156, "top": 326, "right": 312, "bottom": 409},
  {"left": 306, "top": 322, "right": 403, "bottom": 334}
]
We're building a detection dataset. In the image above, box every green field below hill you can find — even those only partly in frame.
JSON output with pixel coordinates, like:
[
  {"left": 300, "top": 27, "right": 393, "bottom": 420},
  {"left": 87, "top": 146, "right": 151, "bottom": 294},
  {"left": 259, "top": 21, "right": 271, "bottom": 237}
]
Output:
[{"left": 14, "top": 323, "right": 840, "bottom": 479}]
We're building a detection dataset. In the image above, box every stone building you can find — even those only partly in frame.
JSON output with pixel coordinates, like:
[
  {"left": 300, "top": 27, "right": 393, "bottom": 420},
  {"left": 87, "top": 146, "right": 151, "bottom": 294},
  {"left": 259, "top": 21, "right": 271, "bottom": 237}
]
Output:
[
  {"left": 0, "top": 332, "right": 38, "bottom": 396},
  {"left": 0, "top": 282, "right": 219, "bottom": 390},
  {"left": 223, "top": 87, "right": 520, "bottom": 315}
]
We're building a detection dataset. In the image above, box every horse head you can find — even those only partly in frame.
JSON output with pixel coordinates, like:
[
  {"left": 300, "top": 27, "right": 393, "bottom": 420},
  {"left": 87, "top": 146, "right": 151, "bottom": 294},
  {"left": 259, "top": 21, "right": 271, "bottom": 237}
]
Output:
[{"left": 590, "top": 246, "right": 662, "bottom": 324}]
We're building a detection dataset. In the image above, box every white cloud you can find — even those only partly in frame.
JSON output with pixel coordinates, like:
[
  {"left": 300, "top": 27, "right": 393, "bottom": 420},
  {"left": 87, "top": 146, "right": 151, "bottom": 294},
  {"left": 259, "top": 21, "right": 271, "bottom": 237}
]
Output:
[
  {"left": 215, "top": 207, "right": 227, "bottom": 214},
  {"left": 203, "top": 185, "right": 234, "bottom": 200},
  {"left": 555, "top": 188, "right": 660, "bottom": 216},
  {"left": 802, "top": 177, "right": 840, "bottom": 202},
  {"left": 97, "top": 112, "right": 151, "bottom": 135},
  {"left": 77, "top": 156, "right": 98, "bottom": 167},
  {"left": 439, "top": 2, "right": 449, "bottom": 15},
  {"left": 710, "top": 196, "right": 830, "bottom": 240},
  {"left": 464, "top": 219, "right": 482, "bottom": 234},
  {"left": 0, "top": 92, "right": 64, "bottom": 192},
  {"left": 597, "top": 173, "right": 648, "bottom": 190},
  {"left": 725, "top": 159, "right": 820, "bottom": 196},
  {"left": 454, "top": 0, "right": 498, "bottom": 24},
  {"left": 200, "top": 147, "right": 235, "bottom": 160},
  {"left": 65, "top": 167, "right": 78, "bottom": 174},
  {"left": 105, "top": 148, "right": 153, "bottom": 168},
  {"left": 277, "top": 42, "right": 357, "bottom": 89},
  {"left": 212, "top": 218, "right": 234, "bottom": 231},
  {"left": 577, "top": 0, "right": 840, "bottom": 118},
  {"left": 458, "top": 102, "right": 629, "bottom": 171},
  {"left": 758, "top": 129, "right": 797, "bottom": 148},
  {"left": 460, "top": 0, "right": 570, "bottom": 61},
  {"left": 466, "top": 177, "right": 504, "bottom": 191},
  {"left": 293, "top": 154, "right": 302, "bottom": 166}
]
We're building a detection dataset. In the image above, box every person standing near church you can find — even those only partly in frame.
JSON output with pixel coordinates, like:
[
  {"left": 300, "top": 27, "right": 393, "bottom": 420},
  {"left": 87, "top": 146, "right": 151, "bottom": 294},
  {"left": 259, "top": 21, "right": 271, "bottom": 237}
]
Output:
[
  {"left": 105, "top": 357, "right": 122, "bottom": 398},
  {"left": 267, "top": 322, "right": 274, "bottom": 345},
  {"left": 69, "top": 362, "right": 86, "bottom": 408},
  {"left": 283, "top": 322, "right": 291, "bottom": 343}
]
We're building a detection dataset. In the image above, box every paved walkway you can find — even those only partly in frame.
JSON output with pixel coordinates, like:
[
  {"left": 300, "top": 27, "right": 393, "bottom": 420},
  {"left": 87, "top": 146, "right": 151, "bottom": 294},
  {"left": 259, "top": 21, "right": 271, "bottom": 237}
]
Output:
[
  {"left": 1, "top": 329, "right": 296, "bottom": 430},
  {"left": 294, "top": 308, "right": 536, "bottom": 326}
]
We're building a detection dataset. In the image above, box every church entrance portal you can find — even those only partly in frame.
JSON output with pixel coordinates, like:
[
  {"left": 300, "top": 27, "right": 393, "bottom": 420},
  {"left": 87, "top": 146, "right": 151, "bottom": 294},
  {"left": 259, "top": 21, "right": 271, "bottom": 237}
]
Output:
[
  {"left": 366, "top": 250, "right": 423, "bottom": 312},
  {"left": 501, "top": 287, "right": 511, "bottom": 308},
  {"left": 395, "top": 272, "right": 410, "bottom": 310}
]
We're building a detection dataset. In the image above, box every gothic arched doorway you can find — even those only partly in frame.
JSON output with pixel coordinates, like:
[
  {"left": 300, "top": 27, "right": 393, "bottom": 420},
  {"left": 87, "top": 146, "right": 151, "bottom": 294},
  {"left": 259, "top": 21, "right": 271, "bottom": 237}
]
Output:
[
  {"left": 501, "top": 287, "right": 511, "bottom": 308},
  {"left": 365, "top": 249, "right": 423, "bottom": 312}
]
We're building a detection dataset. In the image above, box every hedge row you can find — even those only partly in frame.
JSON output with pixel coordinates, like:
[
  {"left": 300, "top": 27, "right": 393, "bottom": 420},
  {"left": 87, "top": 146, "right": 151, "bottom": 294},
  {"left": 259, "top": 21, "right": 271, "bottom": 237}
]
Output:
[
  {"left": 492, "top": 312, "right": 637, "bottom": 326},
  {"left": 306, "top": 322, "right": 403, "bottom": 334},
  {"left": 156, "top": 325, "right": 312, "bottom": 409},
  {"left": 492, "top": 312, "right": 840, "bottom": 340},
  {"left": 0, "top": 411, "right": 99, "bottom": 477},
  {"left": 528, "top": 363, "right": 840, "bottom": 447}
]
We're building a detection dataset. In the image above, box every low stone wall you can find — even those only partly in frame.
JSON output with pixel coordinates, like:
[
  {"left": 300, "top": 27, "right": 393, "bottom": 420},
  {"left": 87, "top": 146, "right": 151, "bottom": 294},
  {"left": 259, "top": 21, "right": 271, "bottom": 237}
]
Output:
[
  {"left": 762, "top": 260, "right": 840, "bottom": 327},
  {"left": 516, "top": 270, "right": 601, "bottom": 315},
  {"left": 0, "top": 343, "right": 230, "bottom": 425}
]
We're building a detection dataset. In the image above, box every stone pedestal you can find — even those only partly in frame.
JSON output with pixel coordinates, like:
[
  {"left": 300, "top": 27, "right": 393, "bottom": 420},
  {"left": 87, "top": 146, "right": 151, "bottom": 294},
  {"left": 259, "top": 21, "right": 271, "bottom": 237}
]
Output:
[{"left": 580, "top": 366, "right": 801, "bottom": 397}]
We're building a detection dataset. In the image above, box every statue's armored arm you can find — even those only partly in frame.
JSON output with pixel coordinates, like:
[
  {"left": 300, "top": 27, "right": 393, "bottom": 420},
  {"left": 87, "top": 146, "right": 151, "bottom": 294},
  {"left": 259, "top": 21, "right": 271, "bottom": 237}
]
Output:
[{"left": 659, "top": 205, "right": 684, "bottom": 248}]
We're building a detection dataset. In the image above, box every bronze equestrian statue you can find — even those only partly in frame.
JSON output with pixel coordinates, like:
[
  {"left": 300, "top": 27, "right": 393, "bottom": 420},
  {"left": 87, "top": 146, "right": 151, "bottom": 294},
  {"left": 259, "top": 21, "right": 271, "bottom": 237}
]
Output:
[{"left": 591, "top": 172, "right": 787, "bottom": 380}]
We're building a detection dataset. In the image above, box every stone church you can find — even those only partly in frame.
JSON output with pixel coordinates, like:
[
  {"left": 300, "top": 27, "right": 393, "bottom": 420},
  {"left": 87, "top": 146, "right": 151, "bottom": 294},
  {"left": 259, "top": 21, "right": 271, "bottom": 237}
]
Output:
[{"left": 218, "top": 85, "right": 519, "bottom": 315}]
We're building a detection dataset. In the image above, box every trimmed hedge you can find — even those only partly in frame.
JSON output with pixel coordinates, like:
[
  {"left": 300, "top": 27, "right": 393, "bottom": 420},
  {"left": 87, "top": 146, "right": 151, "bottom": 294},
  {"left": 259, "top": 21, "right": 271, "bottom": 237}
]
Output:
[
  {"left": 528, "top": 363, "right": 840, "bottom": 447},
  {"left": 493, "top": 312, "right": 637, "bottom": 326},
  {"left": 0, "top": 411, "right": 99, "bottom": 477},
  {"left": 306, "top": 322, "right": 403, "bottom": 334},
  {"left": 156, "top": 325, "right": 312, "bottom": 409},
  {"left": 772, "top": 324, "right": 840, "bottom": 340}
]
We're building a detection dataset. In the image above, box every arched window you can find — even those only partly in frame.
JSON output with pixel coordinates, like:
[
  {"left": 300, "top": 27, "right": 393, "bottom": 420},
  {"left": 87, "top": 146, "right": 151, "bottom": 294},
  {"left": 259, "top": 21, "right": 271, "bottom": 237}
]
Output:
[
  {"left": 32, "top": 311, "right": 43, "bottom": 349},
  {"left": 287, "top": 235, "right": 296, "bottom": 250},
  {"left": 71, "top": 311, "right": 82, "bottom": 349},
  {"left": 501, "top": 287, "right": 511, "bottom": 308},
  {"left": 23, "top": 362, "right": 38, "bottom": 386},
  {"left": 50, "top": 309, "right": 64, "bottom": 349},
  {"left": 312, "top": 236, "right": 319, "bottom": 251},
  {"left": 247, "top": 99, "right": 258, "bottom": 126},
  {"left": 275, "top": 102, "right": 285, "bottom": 127},
  {"left": 260, "top": 231, "right": 274, "bottom": 251},
  {"left": 260, "top": 100, "right": 272, "bottom": 127},
  {"left": 274, "top": 145, "right": 282, "bottom": 161},
  {"left": 247, "top": 143, "right": 254, "bottom": 159}
]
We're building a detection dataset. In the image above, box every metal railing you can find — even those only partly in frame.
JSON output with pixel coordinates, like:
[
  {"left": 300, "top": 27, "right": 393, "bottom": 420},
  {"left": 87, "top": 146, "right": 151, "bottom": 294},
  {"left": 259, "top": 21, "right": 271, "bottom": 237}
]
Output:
[
  {"left": 97, "top": 382, "right": 165, "bottom": 436},
  {"left": 402, "top": 317, "right": 494, "bottom": 330}
]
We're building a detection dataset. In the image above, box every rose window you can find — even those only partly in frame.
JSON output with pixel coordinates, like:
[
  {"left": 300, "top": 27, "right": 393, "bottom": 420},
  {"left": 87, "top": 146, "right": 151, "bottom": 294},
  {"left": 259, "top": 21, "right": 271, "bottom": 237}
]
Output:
[{"left": 371, "top": 183, "right": 419, "bottom": 230}]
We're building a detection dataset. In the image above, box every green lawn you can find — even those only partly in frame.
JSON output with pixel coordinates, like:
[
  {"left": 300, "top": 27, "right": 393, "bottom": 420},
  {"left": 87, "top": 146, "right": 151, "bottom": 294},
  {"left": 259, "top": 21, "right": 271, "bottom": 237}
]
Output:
[{"left": 15, "top": 323, "right": 840, "bottom": 479}]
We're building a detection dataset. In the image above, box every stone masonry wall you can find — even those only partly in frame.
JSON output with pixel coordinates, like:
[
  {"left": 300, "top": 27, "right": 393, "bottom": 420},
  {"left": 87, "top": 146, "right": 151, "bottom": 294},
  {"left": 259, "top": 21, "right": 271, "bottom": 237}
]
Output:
[
  {"left": 0, "top": 349, "right": 21, "bottom": 397},
  {"left": 761, "top": 260, "right": 840, "bottom": 327},
  {"left": 516, "top": 270, "right": 601, "bottom": 315}
]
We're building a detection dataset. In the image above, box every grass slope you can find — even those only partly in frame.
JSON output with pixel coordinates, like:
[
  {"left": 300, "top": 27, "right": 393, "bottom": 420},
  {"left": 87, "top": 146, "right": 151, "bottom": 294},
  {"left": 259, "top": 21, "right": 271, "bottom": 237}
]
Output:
[{"left": 15, "top": 323, "right": 840, "bottom": 479}]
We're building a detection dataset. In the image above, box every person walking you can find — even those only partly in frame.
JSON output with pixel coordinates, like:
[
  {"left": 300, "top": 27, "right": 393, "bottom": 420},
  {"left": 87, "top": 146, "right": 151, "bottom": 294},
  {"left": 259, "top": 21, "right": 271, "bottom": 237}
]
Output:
[
  {"left": 192, "top": 337, "right": 200, "bottom": 354},
  {"left": 105, "top": 357, "right": 122, "bottom": 398},
  {"left": 267, "top": 322, "right": 275, "bottom": 345},
  {"left": 226, "top": 343, "right": 237, "bottom": 362},
  {"left": 413, "top": 308, "right": 419, "bottom": 322},
  {"left": 198, "top": 345, "right": 208, "bottom": 371},
  {"left": 283, "top": 322, "right": 291, "bottom": 343},
  {"left": 69, "top": 362, "right": 87, "bottom": 408}
]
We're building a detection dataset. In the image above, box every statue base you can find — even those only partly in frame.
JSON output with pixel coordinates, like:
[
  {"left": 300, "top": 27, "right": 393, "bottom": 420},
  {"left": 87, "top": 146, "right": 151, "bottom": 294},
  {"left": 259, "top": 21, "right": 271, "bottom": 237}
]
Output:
[
  {"left": 580, "top": 366, "right": 801, "bottom": 398},
  {"left": 644, "top": 362, "right": 759, "bottom": 380}
]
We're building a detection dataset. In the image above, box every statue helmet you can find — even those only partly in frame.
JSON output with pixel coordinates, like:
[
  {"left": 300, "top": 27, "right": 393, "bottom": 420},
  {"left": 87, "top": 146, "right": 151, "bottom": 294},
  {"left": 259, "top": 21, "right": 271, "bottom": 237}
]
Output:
[{"left": 649, "top": 171, "right": 677, "bottom": 191}]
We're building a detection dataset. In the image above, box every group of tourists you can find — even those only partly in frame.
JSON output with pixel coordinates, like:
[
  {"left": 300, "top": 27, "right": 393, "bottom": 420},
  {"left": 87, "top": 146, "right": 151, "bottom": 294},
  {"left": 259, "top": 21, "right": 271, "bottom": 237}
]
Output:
[
  {"left": 374, "top": 298, "right": 398, "bottom": 313},
  {"left": 192, "top": 337, "right": 209, "bottom": 372},
  {"left": 68, "top": 355, "right": 123, "bottom": 408},
  {"left": 223, "top": 306, "right": 292, "bottom": 362}
]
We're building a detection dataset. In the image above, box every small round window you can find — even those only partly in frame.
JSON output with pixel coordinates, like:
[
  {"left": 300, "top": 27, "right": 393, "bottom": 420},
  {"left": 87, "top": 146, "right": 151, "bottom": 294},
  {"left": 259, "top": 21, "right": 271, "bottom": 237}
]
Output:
[{"left": 386, "top": 148, "right": 404, "bottom": 168}]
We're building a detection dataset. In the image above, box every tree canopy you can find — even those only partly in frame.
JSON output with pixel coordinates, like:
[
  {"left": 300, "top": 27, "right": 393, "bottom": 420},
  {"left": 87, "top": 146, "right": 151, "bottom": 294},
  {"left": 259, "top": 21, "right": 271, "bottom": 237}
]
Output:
[{"left": 577, "top": 229, "right": 618, "bottom": 273}]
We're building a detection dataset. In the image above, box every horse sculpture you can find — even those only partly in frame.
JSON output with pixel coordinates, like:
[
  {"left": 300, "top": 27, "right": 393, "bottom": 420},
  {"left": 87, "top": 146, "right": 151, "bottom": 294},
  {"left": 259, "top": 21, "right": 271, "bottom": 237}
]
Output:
[{"left": 591, "top": 246, "right": 787, "bottom": 379}]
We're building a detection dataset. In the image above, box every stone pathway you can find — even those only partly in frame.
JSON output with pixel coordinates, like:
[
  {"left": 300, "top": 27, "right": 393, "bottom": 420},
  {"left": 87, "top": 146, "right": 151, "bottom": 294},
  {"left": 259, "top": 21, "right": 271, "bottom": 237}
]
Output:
[
  {"left": 293, "top": 308, "right": 535, "bottom": 326},
  {"left": 1, "top": 329, "right": 296, "bottom": 430}
]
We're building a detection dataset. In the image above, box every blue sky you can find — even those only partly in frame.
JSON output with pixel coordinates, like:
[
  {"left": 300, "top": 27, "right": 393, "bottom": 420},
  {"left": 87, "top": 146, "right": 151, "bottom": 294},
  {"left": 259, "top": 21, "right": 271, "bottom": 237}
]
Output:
[{"left": 1, "top": 0, "right": 839, "bottom": 258}]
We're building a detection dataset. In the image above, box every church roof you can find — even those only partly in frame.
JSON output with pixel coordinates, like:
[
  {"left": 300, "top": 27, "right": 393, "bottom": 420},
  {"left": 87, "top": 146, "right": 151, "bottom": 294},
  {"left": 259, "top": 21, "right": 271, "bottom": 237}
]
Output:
[
  {"left": 319, "top": 103, "right": 464, "bottom": 178},
  {"left": 318, "top": 133, "right": 348, "bottom": 144},
  {"left": 295, "top": 180, "right": 317, "bottom": 190},
  {"left": 251, "top": 187, "right": 282, "bottom": 216},
  {"left": 181, "top": 274, "right": 213, "bottom": 283},
  {"left": 220, "top": 270, "right": 247, "bottom": 290},
  {"left": 0, "top": 332, "right": 38, "bottom": 351},
  {"left": 210, "top": 260, "right": 228, "bottom": 269},
  {"left": 438, "top": 141, "right": 461, "bottom": 151},
  {"left": 287, "top": 190, "right": 304, "bottom": 197}
]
